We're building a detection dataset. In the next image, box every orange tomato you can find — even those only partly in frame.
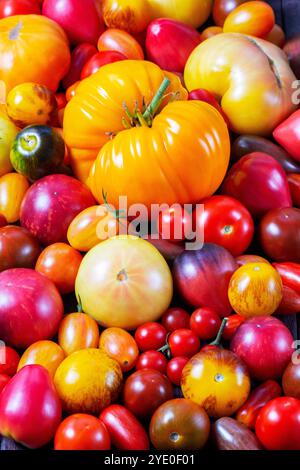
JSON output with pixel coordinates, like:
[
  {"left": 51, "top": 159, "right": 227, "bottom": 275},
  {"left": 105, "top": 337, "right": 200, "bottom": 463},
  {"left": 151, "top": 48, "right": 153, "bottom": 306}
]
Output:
[
  {"left": 97, "top": 28, "right": 144, "bottom": 60},
  {"left": 102, "top": 0, "right": 152, "bottom": 34},
  {"left": 66, "top": 81, "right": 80, "bottom": 102},
  {"left": 201, "top": 26, "right": 223, "bottom": 41},
  {"left": 99, "top": 328, "right": 139, "bottom": 372},
  {"left": 35, "top": 243, "right": 83, "bottom": 295},
  {"left": 265, "top": 24, "right": 285, "bottom": 47},
  {"left": 223, "top": 1, "right": 275, "bottom": 37},
  {"left": 67, "top": 205, "right": 121, "bottom": 252},
  {"left": 181, "top": 348, "right": 250, "bottom": 418},
  {"left": 17, "top": 340, "right": 65, "bottom": 378},
  {"left": 228, "top": 262, "right": 283, "bottom": 318},
  {"left": 58, "top": 313, "right": 100, "bottom": 356},
  {"left": 0, "top": 172, "right": 29, "bottom": 222},
  {"left": 54, "top": 348, "right": 123, "bottom": 414},
  {"left": 213, "top": 0, "right": 248, "bottom": 27}
]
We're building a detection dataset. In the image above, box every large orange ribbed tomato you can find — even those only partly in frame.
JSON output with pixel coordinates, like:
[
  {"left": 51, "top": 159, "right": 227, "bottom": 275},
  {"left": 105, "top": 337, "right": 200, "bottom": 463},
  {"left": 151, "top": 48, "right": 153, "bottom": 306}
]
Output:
[
  {"left": 0, "top": 15, "right": 70, "bottom": 96},
  {"left": 64, "top": 61, "right": 230, "bottom": 209}
]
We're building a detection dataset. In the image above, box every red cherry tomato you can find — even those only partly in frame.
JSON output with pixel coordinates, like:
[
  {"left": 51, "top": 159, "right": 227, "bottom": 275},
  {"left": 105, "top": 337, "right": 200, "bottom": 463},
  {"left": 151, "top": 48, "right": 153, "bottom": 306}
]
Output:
[
  {"left": 168, "top": 329, "right": 200, "bottom": 358},
  {"left": 158, "top": 206, "right": 192, "bottom": 242},
  {"left": 54, "top": 414, "right": 111, "bottom": 450},
  {"left": 256, "top": 397, "right": 300, "bottom": 450},
  {"left": 136, "top": 351, "right": 167, "bottom": 375},
  {"left": 161, "top": 308, "right": 190, "bottom": 332},
  {"left": 0, "top": 346, "right": 20, "bottom": 376},
  {"left": 167, "top": 357, "right": 189, "bottom": 386},
  {"left": 222, "top": 314, "right": 245, "bottom": 341},
  {"left": 0, "top": 0, "right": 40, "bottom": 18},
  {"left": 188, "top": 88, "right": 229, "bottom": 125},
  {"left": 63, "top": 43, "right": 98, "bottom": 89},
  {"left": 194, "top": 195, "right": 254, "bottom": 257},
  {"left": 0, "top": 374, "right": 10, "bottom": 394},
  {"left": 134, "top": 322, "right": 167, "bottom": 352},
  {"left": 81, "top": 50, "right": 127, "bottom": 79},
  {"left": 190, "top": 307, "right": 222, "bottom": 340}
]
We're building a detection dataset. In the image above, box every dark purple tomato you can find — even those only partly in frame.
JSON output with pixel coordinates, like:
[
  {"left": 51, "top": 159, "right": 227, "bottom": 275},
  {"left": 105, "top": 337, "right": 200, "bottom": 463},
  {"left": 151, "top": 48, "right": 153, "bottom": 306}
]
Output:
[{"left": 0, "top": 225, "right": 41, "bottom": 272}]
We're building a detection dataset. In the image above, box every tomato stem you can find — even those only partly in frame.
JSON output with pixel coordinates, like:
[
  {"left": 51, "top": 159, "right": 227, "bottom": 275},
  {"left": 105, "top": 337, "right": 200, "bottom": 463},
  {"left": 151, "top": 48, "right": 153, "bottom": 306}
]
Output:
[
  {"left": 209, "top": 317, "right": 228, "bottom": 347},
  {"left": 143, "top": 77, "right": 171, "bottom": 125}
]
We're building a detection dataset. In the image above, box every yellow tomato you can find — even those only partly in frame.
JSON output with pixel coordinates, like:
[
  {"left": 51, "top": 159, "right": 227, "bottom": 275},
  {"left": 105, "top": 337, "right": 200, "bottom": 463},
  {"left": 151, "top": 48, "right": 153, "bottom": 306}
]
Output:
[
  {"left": 0, "top": 172, "right": 29, "bottom": 222},
  {"left": 184, "top": 33, "right": 296, "bottom": 136},
  {"left": 58, "top": 313, "right": 100, "bottom": 356},
  {"left": 17, "top": 340, "right": 65, "bottom": 378},
  {"left": 6, "top": 83, "right": 58, "bottom": 128},
  {"left": 228, "top": 262, "right": 283, "bottom": 318},
  {"left": 148, "top": 0, "right": 213, "bottom": 28},
  {"left": 54, "top": 348, "right": 123, "bottom": 414},
  {"left": 0, "top": 112, "right": 18, "bottom": 177},
  {"left": 181, "top": 349, "right": 250, "bottom": 418},
  {"left": 75, "top": 236, "right": 173, "bottom": 330},
  {"left": 102, "top": 0, "right": 152, "bottom": 34},
  {"left": 99, "top": 327, "right": 139, "bottom": 372}
]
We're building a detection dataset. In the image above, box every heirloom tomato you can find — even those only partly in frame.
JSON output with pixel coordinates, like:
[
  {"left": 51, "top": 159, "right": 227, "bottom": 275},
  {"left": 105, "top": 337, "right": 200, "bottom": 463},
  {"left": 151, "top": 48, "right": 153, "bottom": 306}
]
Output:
[
  {"left": 223, "top": 1, "right": 275, "bottom": 37},
  {"left": 157, "top": 206, "right": 192, "bottom": 242},
  {"left": 0, "top": 375, "right": 10, "bottom": 394},
  {"left": 135, "top": 322, "right": 167, "bottom": 352},
  {"left": 99, "top": 328, "right": 138, "bottom": 372},
  {"left": 62, "top": 43, "right": 98, "bottom": 90},
  {"left": 150, "top": 399, "right": 210, "bottom": 450},
  {"left": 221, "top": 314, "right": 245, "bottom": 341},
  {"left": 273, "top": 109, "right": 300, "bottom": 162},
  {"left": 81, "top": 51, "right": 127, "bottom": 79},
  {"left": 190, "top": 308, "right": 221, "bottom": 340},
  {"left": 282, "top": 361, "right": 300, "bottom": 399},
  {"left": 213, "top": 417, "right": 262, "bottom": 450},
  {"left": 212, "top": 0, "right": 248, "bottom": 26},
  {"left": 58, "top": 313, "right": 100, "bottom": 356},
  {"left": 228, "top": 262, "right": 283, "bottom": 318},
  {"left": 181, "top": 348, "right": 250, "bottom": 418},
  {"left": 0, "top": 225, "right": 41, "bottom": 272},
  {"left": 0, "top": 0, "right": 41, "bottom": 18},
  {"left": 97, "top": 28, "right": 144, "bottom": 60},
  {"left": 17, "top": 341, "right": 65, "bottom": 378},
  {"left": 265, "top": 24, "right": 285, "bottom": 47},
  {"left": 168, "top": 329, "right": 200, "bottom": 358},
  {"left": 288, "top": 173, "right": 300, "bottom": 207},
  {"left": 136, "top": 351, "right": 167, "bottom": 375},
  {"left": 201, "top": 26, "right": 223, "bottom": 40},
  {"left": 65, "top": 81, "right": 80, "bottom": 102},
  {"left": 236, "top": 255, "right": 269, "bottom": 267},
  {"left": 102, "top": 0, "right": 151, "bottom": 34},
  {"left": 273, "top": 262, "right": 300, "bottom": 315},
  {"left": 161, "top": 308, "right": 190, "bottom": 332},
  {"left": 148, "top": 0, "right": 213, "bottom": 29},
  {"left": 0, "top": 112, "right": 18, "bottom": 177},
  {"left": 0, "top": 346, "right": 19, "bottom": 376},
  {"left": 0, "top": 173, "right": 29, "bottom": 223}
]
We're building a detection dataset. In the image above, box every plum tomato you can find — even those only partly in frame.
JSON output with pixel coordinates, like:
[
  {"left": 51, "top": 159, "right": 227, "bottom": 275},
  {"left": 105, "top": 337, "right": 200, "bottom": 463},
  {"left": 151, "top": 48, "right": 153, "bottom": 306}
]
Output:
[
  {"left": 97, "top": 28, "right": 144, "bottom": 60},
  {"left": 167, "top": 357, "right": 189, "bottom": 386},
  {"left": 0, "top": 346, "right": 20, "bottom": 376},
  {"left": 157, "top": 205, "right": 192, "bottom": 243},
  {"left": 168, "top": 329, "right": 200, "bottom": 358},
  {"left": 222, "top": 314, "right": 245, "bottom": 341},
  {"left": 136, "top": 351, "right": 168, "bottom": 375},
  {"left": 190, "top": 307, "right": 221, "bottom": 340},
  {"left": 161, "top": 307, "right": 190, "bottom": 332},
  {"left": 223, "top": 1, "right": 275, "bottom": 37},
  {"left": 54, "top": 414, "right": 111, "bottom": 450},
  {"left": 99, "top": 327, "right": 139, "bottom": 372},
  {"left": 58, "top": 313, "right": 100, "bottom": 356},
  {"left": 134, "top": 322, "right": 167, "bottom": 352}
]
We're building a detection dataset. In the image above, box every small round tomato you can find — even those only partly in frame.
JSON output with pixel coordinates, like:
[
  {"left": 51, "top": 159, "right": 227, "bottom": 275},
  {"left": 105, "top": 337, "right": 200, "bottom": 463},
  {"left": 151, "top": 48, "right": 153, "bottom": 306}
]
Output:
[
  {"left": 0, "top": 374, "right": 10, "bottom": 394},
  {"left": 134, "top": 322, "right": 167, "bottom": 352},
  {"left": 161, "top": 308, "right": 190, "bottom": 332},
  {"left": 167, "top": 357, "right": 189, "bottom": 386},
  {"left": 223, "top": 1, "right": 275, "bottom": 37},
  {"left": 222, "top": 314, "right": 245, "bottom": 341},
  {"left": 17, "top": 340, "right": 65, "bottom": 378},
  {"left": 0, "top": 0, "right": 41, "bottom": 18},
  {"left": 99, "top": 327, "right": 139, "bottom": 372},
  {"left": 0, "top": 346, "right": 20, "bottom": 376},
  {"left": 194, "top": 196, "right": 254, "bottom": 257},
  {"left": 255, "top": 397, "right": 300, "bottom": 450},
  {"left": 158, "top": 206, "right": 192, "bottom": 242},
  {"left": 122, "top": 369, "right": 173, "bottom": 419},
  {"left": 58, "top": 313, "right": 100, "bottom": 356},
  {"left": 81, "top": 50, "right": 127, "bottom": 79},
  {"left": 54, "top": 414, "right": 111, "bottom": 450},
  {"left": 169, "top": 329, "right": 200, "bottom": 358},
  {"left": 213, "top": 0, "right": 247, "bottom": 26},
  {"left": 35, "top": 243, "right": 83, "bottom": 294},
  {"left": 66, "top": 81, "right": 80, "bottom": 102},
  {"left": 97, "top": 28, "right": 144, "bottom": 59},
  {"left": 190, "top": 308, "right": 221, "bottom": 340},
  {"left": 228, "top": 262, "right": 283, "bottom": 318},
  {"left": 136, "top": 351, "right": 167, "bottom": 375}
]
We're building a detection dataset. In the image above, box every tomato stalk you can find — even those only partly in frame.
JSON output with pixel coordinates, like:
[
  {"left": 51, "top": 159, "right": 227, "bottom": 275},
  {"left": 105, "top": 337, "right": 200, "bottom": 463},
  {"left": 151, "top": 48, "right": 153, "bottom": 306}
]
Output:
[
  {"left": 208, "top": 317, "right": 228, "bottom": 348},
  {"left": 143, "top": 77, "right": 171, "bottom": 125}
]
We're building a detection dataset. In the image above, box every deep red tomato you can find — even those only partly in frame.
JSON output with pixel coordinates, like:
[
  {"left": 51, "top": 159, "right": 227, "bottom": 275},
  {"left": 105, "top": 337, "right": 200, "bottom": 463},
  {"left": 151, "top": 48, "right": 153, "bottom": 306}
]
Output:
[
  {"left": 134, "top": 322, "right": 167, "bottom": 352},
  {"left": 136, "top": 351, "right": 167, "bottom": 375},
  {"left": 158, "top": 206, "right": 192, "bottom": 242},
  {"left": 0, "top": 374, "right": 10, "bottom": 394},
  {"left": 190, "top": 307, "right": 222, "bottom": 340},
  {"left": 222, "top": 314, "right": 245, "bottom": 341},
  {"left": 256, "top": 397, "right": 300, "bottom": 450},
  {"left": 161, "top": 308, "right": 190, "bottom": 332},
  {"left": 0, "top": 346, "right": 20, "bottom": 376},
  {"left": 55, "top": 93, "right": 67, "bottom": 110},
  {"left": 0, "top": 214, "right": 7, "bottom": 228},
  {"left": 167, "top": 357, "right": 189, "bottom": 386},
  {"left": 188, "top": 89, "right": 229, "bottom": 125},
  {"left": 54, "top": 414, "right": 111, "bottom": 450},
  {"left": 194, "top": 196, "right": 254, "bottom": 257},
  {"left": 0, "top": 0, "right": 41, "bottom": 18},
  {"left": 273, "top": 109, "right": 300, "bottom": 162},
  {"left": 169, "top": 329, "right": 200, "bottom": 358},
  {"left": 63, "top": 43, "right": 98, "bottom": 89},
  {"left": 288, "top": 173, "right": 300, "bottom": 208},
  {"left": 81, "top": 51, "right": 127, "bottom": 79}
]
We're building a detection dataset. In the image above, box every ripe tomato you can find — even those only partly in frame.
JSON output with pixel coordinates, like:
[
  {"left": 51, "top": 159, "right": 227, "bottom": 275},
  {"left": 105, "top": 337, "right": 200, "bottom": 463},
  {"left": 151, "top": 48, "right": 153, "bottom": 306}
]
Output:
[
  {"left": 201, "top": 26, "right": 223, "bottom": 40},
  {"left": 0, "top": 173, "right": 29, "bottom": 223},
  {"left": 0, "top": 374, "right": 10, "bottom": 394},
  {"left": 134, "top": 322, "right": 167, "bottom": 352},
  {"left": 223, "top": 1, "right": 275, "bottom": 37},
  {"left": 282, "top": 361, "right": 300, "bottom": 399},
  {"left": 35, "top": 243, "right": 83, "bottom": 295},
  {"left": 0, "top": 0, "right": 41, "bottom": 18},
  {"left": 136, "top": 351, "right": 167, "bottom": 375},
  {"left": 81, "top": 51, "right": 127, "bottom": 79},
  {"left": 167, "top": 357, "right": 189, "bottom": 386},
  {"left": 236, "top": 254, "right": 269, "bottom": 267},
  {"left": 161, "top": 308, "right": 190, "bottom": 332},
  {"left": 222, "top": 314, "right": 245, "bottom": 341},
  {"left": 0, "top": 346, "right": 20, "bottom": 376},
  {"left": 158, "top": 206, "right": 192, "bottom": 242},
  {"left": 99, "top": 327, "right": 139, "bottom": 372},
  {"left": 63, "top": 43, "right": 98, "bottom": 90},
  {"left": 169, "top": 329, "right": 200, "bottom": 358},
  {"left": 54, "top": 414, "right": 111, "bottom": 450},
  {"left": 212, "top": 0, "right": 247, "bottom": 26},
  {"left": 97, "top": 28, "right": 144, "bottom": 59},
  {"left": 58, "top": 313, "right": 100, "bottom": 356},
  {"left": 66, "top": 81, "right": 80, "bottom": 102},
  {"left": 190, "top": 307, "right": 221, "bottom": 340},
  {"left": 0, "top": 213, "right": 6, "bottom": 228},
  {"left": 255, "top": 397, "right": 300, "bottom": 450},
  {"left": 288, "top": 173, "right": 300, "bottom": 208},
  {"left": 17, "top": 340, "right": 65, "bottom": 378},
  {"left": 194, "top": 196, "right": 254, "bottom": 256}
]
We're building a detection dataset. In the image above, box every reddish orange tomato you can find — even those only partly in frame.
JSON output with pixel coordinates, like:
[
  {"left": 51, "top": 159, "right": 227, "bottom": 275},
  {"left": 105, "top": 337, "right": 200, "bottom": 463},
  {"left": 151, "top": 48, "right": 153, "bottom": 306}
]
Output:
[
  {"left": 58, "top": 313, "right": 100, "bottom": 356},
  {"left": 201, "top": 26, "right": 223, "bottom": 40},
  {"left": 97, "top": 28, "right": 144, "bottom": 59},
  {"left": 265, "top": 24, "right": 285, "bottom": 47},
  {"left": 223, "top": 1, "right": 275, "bottom": 37},
  {"left": 222, "top": 314, "right": 245, "bottom": 341},
  {"left": 17, "top": 340, "right": 65, "bottom": 378},
  {"left": 55, "top": 414, "right": 111, "bottom": 450},
  {"left": 0, "top": 173, "right": 29, "bottom": 223},
  {"left": 35, "top": 243, "right": 83, "bottom": 294},
  {"left": 213, "top": 0, "right": 248, "bottom": 26},
  {"left": 99, "top": 328, "right": 139, "bottom": 372},
  {"left": 66, "top": 81, "right": 80, "bottom": 102}
]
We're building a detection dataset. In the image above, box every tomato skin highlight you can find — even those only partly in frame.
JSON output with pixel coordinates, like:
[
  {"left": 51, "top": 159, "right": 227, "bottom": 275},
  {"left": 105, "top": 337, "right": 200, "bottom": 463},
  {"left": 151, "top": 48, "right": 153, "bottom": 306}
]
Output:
[{"left": 55, "top": 414, "right": 111, "bottom": 450}]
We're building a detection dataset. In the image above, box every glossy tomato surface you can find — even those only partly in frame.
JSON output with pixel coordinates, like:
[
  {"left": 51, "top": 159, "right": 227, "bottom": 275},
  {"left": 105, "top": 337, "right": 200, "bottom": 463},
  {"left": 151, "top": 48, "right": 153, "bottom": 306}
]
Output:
[
  {"left": 0, "top": 225, "right": 40, "bottom": 272},
  {"left": 55, "top": 414, "right": 111, "bottom": 450},
  {"left": 99, "top": 327, "right": 139, "bottom": 372},
  {"left": 58, "top": 313, "right": 100, "bottom": 356}
]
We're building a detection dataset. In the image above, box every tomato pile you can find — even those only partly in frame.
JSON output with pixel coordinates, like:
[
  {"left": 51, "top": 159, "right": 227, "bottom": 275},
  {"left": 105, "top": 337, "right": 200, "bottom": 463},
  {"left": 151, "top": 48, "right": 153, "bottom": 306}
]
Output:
[{"left": 0, "top": 0, "right": 300, "bottom": 453}]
